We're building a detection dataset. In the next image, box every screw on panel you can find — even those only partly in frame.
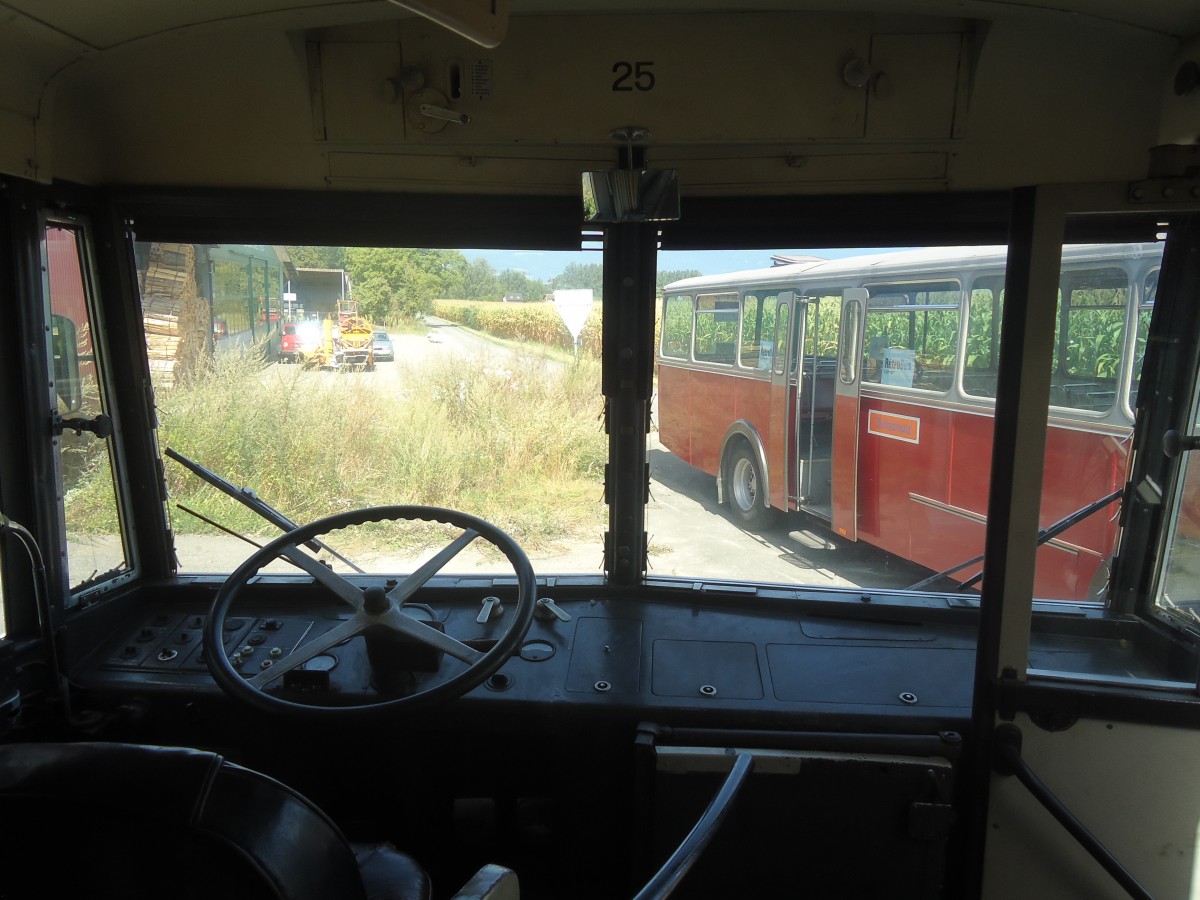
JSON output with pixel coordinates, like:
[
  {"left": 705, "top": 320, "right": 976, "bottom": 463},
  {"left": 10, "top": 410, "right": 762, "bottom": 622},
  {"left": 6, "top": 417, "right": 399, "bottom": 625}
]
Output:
[
  {"left": 700, "top": 684, "right": 717, "bottom": 697},
  {"left": 899, "top": 692, "right": 918, "bottom": 704},
  {"left": 594, "top": 680, "right": 611, "bottom": 693}
]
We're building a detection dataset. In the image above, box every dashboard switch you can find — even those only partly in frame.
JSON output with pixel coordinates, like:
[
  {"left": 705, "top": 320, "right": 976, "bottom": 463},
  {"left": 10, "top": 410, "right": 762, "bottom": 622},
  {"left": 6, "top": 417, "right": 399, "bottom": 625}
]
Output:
[
  {"left": 535, "top": 598, "right": 571, "bottom": 622},
  {"left": 477, "top": 595, "right": 504, "bottom": 623}
]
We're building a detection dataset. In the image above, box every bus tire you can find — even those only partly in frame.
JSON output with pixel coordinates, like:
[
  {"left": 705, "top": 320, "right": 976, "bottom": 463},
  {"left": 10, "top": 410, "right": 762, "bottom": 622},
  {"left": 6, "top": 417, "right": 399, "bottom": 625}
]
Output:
[{"left": 726, "top": 445, "right": 776, "bottom": 530}]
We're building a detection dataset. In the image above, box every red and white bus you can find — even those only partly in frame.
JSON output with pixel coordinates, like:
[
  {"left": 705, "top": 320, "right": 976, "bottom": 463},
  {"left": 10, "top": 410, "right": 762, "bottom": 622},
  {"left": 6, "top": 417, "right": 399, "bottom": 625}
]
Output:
[{"left": 658, "top": 244, "right": 1163, "bottom": 601}]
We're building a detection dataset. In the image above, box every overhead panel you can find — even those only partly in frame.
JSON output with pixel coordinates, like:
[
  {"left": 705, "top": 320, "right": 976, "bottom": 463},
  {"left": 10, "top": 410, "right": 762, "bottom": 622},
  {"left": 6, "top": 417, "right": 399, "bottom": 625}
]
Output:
[
  {"left": 315, "top": 41, "right": 405, "bottom": 144},
  {"left": 866, "top": 33, "right": 966, "bottom": 140},
  {"left": 313, "top": 13, "right": 886, "bottom": 146}
]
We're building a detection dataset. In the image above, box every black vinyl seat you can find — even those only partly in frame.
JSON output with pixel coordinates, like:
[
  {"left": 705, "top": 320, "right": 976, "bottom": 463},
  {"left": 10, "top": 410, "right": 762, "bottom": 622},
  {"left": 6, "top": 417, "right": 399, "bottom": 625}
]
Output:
[{"left": 0, "top": 741, "right": 431, "bottom": 900}]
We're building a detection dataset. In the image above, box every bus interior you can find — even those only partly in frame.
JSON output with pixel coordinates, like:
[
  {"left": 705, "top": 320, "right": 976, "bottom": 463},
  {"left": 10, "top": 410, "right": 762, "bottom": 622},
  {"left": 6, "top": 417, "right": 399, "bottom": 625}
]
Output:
[{"left": 1, "top": 2, "right": 1200, "bottom": 899}]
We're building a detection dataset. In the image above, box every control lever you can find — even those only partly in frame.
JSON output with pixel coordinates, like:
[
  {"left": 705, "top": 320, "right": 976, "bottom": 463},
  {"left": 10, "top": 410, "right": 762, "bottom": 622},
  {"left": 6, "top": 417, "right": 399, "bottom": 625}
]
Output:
[
  {"left": 477, "top": 595, "right": 504, "bottom": 624},
  {"left": 534, "top": 597, "right": 571, "bottom": 622},
  {"left": 420, "top": 103, "right": 470, "bottom": 125}
]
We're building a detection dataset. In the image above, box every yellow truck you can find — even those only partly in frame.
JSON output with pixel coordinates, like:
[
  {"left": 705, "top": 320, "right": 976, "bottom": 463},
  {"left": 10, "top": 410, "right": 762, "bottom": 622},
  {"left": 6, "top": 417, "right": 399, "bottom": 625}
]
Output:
[{"left": 310, "top": 299, "right": 374, "bottom": 370}]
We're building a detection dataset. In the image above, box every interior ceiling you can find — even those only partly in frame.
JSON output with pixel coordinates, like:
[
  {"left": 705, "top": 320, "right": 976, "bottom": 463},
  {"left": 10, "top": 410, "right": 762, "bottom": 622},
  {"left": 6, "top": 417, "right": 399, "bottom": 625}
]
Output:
[{"left": 2, "top": 0, "right": 1198, "bottom": 52}]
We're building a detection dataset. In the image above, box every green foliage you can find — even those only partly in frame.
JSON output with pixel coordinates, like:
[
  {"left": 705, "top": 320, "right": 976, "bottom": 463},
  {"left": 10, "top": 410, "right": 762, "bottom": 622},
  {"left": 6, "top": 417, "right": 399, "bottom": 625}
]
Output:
[
  {"left": 73, "top": 349, "right": 606, "bottom": 550},
  {"left": 344, "top": 247, "right": 467, "bottom": 321},
  {"left": 656, "top": 269, "right": 701, "bottom": 294},
  {"left": 551, "top": 262, "right": 604, "bottom": 295},
  {"left": 286, "top": 246, "right": 346, "bottom": 270},
  {"left": 434, "top": 299, "right": 602, "bottom": 355},
  {"left": 460, "top": 258, "right": 499, "bottom": 300}
]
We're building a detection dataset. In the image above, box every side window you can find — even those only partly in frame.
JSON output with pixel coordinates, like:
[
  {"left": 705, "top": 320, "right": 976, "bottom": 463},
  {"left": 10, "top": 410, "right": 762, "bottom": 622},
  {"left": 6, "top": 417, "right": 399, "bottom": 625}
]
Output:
[
  {"left": 963, "top": 275, "right": 1005, "bottom": 398},
  {"left": 739, "top": 292, "right": 778, "bottom": 369},
  {"left": 1051, "top": 266, "right": 1129, "bottom": 412},
  {"left": 861, "top": 281, "right": 961, "bottom": 391},
  {"left": 803, "top": 294, "right": 842, "bottom": 358},
  {"left": 772, "top": 302, "right": 790, "bottom": 376},
  {"left": 838, "top": 296, "right": 862, "bottom": 384},
  {"left": 44, "top": 221, "right": 130, "bottom": 596},
  {"left": 1127, "top": 269, "right": 1156, "bottom": 415},
  {"left": 661, "top": 294, "right": 693, "bottom": 360},
  {"left": 693, "top": 292, "right": 739, "bottom": 364}
]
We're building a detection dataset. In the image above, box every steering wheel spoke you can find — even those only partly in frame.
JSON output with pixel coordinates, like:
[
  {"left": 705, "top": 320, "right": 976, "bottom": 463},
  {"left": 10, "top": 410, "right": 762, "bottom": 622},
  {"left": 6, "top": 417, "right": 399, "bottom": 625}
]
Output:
[
  {"left": 246, "top": 616, "right": 365, "bottom": 689},
  {"left": 378, "top": 606, "right": 484, "bottom": 665},
  {"left": 282, "top": 546, "right": 367, "bottom": 611},
  {"left": 386, "top": 528, "right": 481, "bottom": 606},
  {"left": 205, "top": 505, "right": 535, "bottom": 718}
]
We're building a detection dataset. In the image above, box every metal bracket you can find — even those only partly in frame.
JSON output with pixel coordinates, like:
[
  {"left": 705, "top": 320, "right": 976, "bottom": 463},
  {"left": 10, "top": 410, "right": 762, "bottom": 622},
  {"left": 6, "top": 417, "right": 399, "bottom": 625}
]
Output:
[
  {"left": 1128, "top": 177, "right": 1200, "bottom": 204},
  {"left": 52, "top": 412, "right": 112, "bottom": 439}
]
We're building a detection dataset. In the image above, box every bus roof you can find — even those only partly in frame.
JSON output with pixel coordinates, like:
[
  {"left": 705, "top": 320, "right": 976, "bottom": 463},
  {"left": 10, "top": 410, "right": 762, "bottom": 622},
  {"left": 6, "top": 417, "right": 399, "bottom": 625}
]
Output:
[{"left": 662, "top": 242, "right": 1164, "bottom": 293}]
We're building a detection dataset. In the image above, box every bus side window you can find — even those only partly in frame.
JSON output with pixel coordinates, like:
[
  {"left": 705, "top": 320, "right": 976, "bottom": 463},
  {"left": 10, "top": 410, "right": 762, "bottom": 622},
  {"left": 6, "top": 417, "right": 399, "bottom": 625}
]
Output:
[
  {"left": 740, "top": 293, "right": 778, "bottom": 369},
  {"left": 694, "top": 292, "right": 739, "bottom": 365},
  {"left": 661, "top": 294, "right": 693, "bottom": 360},
  {"left": 1052, "top": 267, "right": 1129, "bottom": 411},
  {"left": 1127, "top": 269, "right": 1156, "bottom": 414},
  {"left": 964, "top": 275, "right": 1005, "bottom": 399},
  {"left": 44, "top": 222, "right": 131, "bottom": 597},
  {"left": 773, "top": 302, "right": 790, "bottom": 376},
  {"left": 838, "top": 297, "right": 862, "bottom": 384},
  {"left": 861, "top": 281, "right": 961, "bottom": 391}
]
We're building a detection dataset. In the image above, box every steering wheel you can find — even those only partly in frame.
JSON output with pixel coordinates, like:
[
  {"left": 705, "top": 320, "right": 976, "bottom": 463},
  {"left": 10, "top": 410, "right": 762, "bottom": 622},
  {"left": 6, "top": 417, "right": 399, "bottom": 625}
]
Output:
[{"left": 204, "top": 505, "right": 536, "bottom": 718}]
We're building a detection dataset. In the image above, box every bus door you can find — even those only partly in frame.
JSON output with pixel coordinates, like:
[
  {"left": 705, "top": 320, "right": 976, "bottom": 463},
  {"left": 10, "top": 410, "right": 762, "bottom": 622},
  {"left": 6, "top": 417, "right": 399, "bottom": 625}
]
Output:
[
  {"left": 767, "top": 293, "right": 803, "bottom": 513},
  {"left": 832, "top": 288, "right": 868, "bottom": 540}
]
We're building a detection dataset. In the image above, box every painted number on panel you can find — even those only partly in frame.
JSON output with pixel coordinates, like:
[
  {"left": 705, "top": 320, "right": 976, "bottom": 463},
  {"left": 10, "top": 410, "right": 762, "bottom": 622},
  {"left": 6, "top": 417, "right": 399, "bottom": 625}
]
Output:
[{"left": 612, "top": 61, "right": 655, "bottom": 92}]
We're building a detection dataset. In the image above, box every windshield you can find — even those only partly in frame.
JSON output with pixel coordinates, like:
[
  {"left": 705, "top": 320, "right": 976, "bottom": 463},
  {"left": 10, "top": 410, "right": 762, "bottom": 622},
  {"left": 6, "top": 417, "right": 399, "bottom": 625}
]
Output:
[
  {"left": 131, "top": 243, "right": 606, "bottom": 577},
  {"left": 113, "top": 240, "right": 1156, "bottom": 600}
]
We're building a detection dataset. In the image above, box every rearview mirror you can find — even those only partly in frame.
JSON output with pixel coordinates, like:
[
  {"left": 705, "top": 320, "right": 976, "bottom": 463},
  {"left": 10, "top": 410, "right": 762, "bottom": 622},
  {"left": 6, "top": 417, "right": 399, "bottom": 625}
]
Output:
[
  {"left": 582, "top": 169, "right": 680, "bottom": 223},
  {"left": 51, "top": 313, "right": 83, "bottom": 413}
]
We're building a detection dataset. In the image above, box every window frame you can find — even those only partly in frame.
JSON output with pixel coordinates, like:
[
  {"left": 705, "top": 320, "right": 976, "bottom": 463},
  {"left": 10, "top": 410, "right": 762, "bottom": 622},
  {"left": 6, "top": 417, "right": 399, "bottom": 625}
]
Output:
[{"left": 41, "top": 212, "right": 138, "bottom": 605}]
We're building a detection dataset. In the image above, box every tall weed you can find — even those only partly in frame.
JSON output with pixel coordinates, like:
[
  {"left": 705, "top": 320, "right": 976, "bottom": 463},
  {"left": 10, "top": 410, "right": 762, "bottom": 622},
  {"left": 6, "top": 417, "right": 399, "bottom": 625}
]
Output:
[{"left": 73, "top": 348, "right": 607, "bottom": 552}]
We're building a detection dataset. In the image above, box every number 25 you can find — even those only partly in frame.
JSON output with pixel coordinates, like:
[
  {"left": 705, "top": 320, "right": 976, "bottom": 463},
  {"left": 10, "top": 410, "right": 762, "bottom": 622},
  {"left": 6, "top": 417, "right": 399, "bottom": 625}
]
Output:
[{"left": 612, "top": 61, "right": 655, "bottom": 92}]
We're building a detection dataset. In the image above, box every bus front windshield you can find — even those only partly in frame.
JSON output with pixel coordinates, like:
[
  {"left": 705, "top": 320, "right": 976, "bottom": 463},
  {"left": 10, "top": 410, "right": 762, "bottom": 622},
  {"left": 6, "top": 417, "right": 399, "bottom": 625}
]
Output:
[{"left": 114, "top": 240, "right": 1159, "bottom": 603}]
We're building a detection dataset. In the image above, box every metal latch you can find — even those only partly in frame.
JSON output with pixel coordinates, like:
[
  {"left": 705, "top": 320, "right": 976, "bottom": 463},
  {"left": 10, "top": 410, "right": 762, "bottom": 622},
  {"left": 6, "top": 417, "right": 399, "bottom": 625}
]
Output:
[{"left": 52, "top": 412, "right": 113, "bottom": 438}]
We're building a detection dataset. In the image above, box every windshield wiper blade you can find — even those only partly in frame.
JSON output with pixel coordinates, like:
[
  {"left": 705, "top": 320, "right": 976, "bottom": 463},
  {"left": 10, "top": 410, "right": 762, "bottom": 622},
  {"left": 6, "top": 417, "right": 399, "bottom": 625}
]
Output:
[{"left": 165, "top": 447, "right": 365, "bottom": 574}]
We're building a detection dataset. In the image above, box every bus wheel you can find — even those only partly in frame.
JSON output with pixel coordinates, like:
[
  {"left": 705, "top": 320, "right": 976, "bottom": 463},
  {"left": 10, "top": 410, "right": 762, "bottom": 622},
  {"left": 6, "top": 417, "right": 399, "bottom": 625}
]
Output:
[{"left": 726, "top": 446, "right": 776, "bottom": 529}]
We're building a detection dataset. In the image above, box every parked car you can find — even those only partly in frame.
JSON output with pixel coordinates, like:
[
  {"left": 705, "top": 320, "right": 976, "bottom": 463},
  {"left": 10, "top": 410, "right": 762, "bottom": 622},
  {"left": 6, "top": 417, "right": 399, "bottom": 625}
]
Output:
[
  {"left": 372, "top": 330, "right": 394, "bottom": 361},
  {"left": 279, "top": 321, "right": 320, "bottom": 363}
]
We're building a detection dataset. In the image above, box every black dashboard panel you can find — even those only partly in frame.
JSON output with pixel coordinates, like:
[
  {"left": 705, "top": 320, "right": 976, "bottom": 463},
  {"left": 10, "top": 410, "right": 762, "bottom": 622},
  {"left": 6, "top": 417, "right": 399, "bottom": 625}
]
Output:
[
  {"left": 69, "top": 576, "right": 1176, "bottom": 735},
  {"left": 71, "top": 579, "right": 988, "bottom": 735}
]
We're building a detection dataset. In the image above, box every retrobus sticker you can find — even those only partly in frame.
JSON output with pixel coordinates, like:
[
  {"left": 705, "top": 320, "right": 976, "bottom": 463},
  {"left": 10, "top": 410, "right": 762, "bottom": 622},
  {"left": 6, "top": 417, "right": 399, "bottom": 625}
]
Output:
[{"left": 867, "top": 410, "right": 920, "bottom": 444}]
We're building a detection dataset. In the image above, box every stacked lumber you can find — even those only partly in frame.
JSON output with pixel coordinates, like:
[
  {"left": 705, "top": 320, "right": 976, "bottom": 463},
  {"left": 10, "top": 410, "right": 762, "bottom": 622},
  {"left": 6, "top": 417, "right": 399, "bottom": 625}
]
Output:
[{"left": 140, "top": 243, "right": 208, "bottom": 384}]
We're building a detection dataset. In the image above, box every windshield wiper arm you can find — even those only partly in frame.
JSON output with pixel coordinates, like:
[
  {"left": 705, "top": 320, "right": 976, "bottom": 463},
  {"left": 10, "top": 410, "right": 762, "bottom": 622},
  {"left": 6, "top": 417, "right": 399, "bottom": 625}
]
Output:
[
  {"left": 906, "top": 488, "right": 1122, "bottom": 593},
  {"left": 165, "top": 447, "right": 365, "bottom": 574}
]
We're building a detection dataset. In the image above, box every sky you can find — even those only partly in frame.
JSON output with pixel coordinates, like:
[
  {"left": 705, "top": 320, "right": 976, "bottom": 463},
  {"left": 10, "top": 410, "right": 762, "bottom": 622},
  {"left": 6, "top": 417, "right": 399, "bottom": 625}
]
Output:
[{"left": 459, "top": 247, "right": 906, "bottom": 282}]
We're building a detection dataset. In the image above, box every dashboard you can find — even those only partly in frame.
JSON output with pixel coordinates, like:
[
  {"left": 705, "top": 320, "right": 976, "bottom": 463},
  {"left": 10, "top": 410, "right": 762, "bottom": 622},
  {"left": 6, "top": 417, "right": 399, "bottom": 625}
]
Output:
[{"left": 68, "top": 576, "right": 1153, "bottom": 734}]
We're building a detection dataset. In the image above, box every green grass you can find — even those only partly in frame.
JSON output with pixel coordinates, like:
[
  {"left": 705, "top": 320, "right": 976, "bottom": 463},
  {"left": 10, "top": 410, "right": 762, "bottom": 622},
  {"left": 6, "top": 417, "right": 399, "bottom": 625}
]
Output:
[{"left": 111, "top": 348, "right": 609, "bottom": 553}]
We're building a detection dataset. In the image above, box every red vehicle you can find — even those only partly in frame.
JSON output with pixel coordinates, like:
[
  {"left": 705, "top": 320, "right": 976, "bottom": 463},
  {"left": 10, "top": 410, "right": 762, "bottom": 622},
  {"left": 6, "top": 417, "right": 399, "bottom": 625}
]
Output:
[
  {"left": 658, "top": 243, "right": 1162, "bottom": 601},
  {"left": 278, "top": 321, "right": 320, "bottom": 363}
]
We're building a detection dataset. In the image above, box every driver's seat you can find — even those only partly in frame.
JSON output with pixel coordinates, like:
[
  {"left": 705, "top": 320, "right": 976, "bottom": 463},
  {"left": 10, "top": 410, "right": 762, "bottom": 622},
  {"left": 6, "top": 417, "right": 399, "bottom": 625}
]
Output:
[{"left": 0, "top": 741, "right": 445, "bottom": 900}]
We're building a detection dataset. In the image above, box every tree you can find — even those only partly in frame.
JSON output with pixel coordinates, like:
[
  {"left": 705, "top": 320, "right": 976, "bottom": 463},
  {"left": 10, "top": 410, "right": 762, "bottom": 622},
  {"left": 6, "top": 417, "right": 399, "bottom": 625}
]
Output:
[
  {"left": 498, "top": 269, "right": 549, "bottom": 300},
  {"left": 285, "top": 246, "right": 346, "bottom": 270},
  {"left": 461, "top": 258, "right": 498, "bottom": 300},
  {"left": 342, "top": 248, "right": 469, "bottom": 320},
  {"left": 656, "top": 269, "right": 702, "bottom": 294},
  {"left": 551, "top": 262, "right": 603, "bottom": 295}
]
